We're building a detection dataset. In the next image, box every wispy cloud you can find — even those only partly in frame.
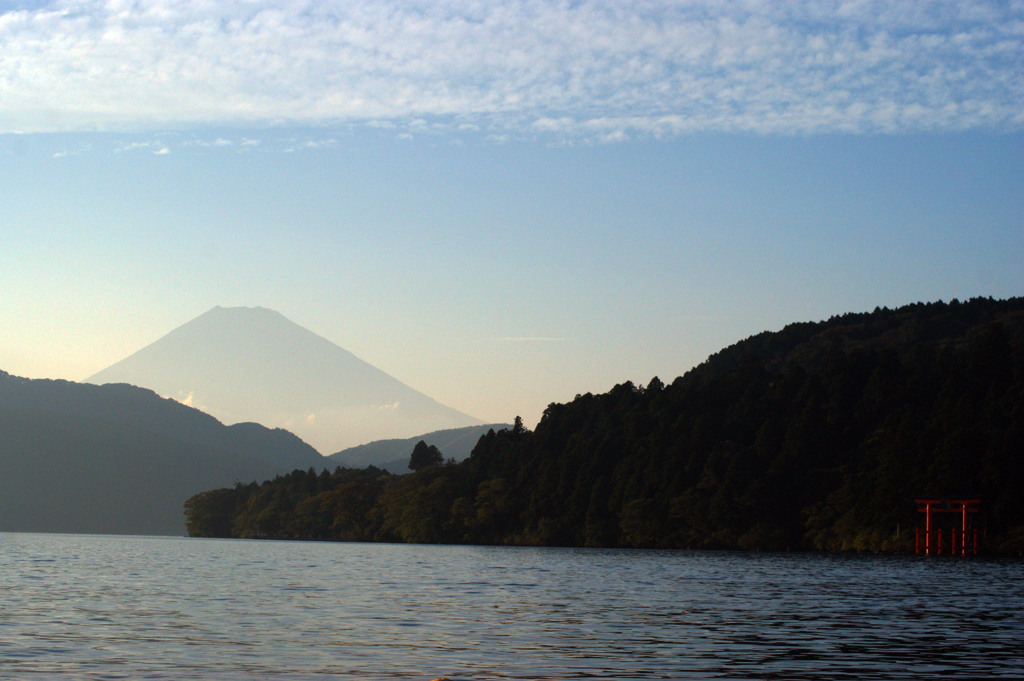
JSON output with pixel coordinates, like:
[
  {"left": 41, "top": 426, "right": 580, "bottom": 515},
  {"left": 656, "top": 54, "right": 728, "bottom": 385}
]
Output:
[
  {"left": 113, "top": 141, "right": 156, "bottom": 154},
  {"left": 52, "top": 142, "right": 92, "bottom": 158},
  {"left": 1, "top": 1, "right": 1020, "bottom": 138},
  {"left": 283, "top": 138, "right": 337, "bottom": 153}
]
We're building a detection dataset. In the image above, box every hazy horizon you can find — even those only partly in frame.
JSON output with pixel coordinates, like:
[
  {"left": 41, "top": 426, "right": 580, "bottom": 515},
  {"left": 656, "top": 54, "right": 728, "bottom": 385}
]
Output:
[{"left": 2, "top": 0, "right": 1022, "bottom": 430}]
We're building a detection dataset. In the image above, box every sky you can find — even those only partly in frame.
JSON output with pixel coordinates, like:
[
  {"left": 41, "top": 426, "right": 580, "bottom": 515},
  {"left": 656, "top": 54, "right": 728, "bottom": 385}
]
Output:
[{"left": 2, "top": 0, "right": 1022, "bottom": 431}]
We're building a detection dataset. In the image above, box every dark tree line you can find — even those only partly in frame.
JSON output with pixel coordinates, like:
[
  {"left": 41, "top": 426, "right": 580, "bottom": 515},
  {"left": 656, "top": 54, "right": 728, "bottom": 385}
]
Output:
[{"left": 185, "top": 297, "right": 1024, "bottom": 554}]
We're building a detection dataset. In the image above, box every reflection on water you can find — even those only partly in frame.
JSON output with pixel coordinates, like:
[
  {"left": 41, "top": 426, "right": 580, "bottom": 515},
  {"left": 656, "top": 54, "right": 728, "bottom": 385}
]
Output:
[{"left": 1, "top": 533, "right": 1022, "bottom": 680}]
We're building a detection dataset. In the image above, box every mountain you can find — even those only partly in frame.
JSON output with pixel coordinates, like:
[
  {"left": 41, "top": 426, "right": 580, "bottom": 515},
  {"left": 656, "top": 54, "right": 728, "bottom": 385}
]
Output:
[
  {"left": 0, "top": 371, "right": 326, "bottom": 534},
  {"left": 85, "top": 306, "right": 483, "bottom": 452},
  {"left": 329, "top": 423, "right": 512, "bottom": 473},
  {"left": 184, "top": 297, "right": 1024, "bottom": 553}
]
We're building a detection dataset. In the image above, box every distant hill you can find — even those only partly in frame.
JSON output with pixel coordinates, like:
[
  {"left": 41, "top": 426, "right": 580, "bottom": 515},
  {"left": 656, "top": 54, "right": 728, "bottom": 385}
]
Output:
[
  {"left": 85, "top": 306, "right": 482, "bottom": 452},
  {"left": 0, "top": 371, "right": 327, "bottom": 535},
  {"left": 329, "top": 424, "right": 513, "bottom": 473},
  {"left": 184, "top": 297, "right": 1024, "bottom": 554}
]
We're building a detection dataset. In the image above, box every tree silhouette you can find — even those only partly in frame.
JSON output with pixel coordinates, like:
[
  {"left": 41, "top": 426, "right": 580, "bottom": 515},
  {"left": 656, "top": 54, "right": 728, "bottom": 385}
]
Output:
[{"left": 409, "top": 440, "right": 443, "bottom": 471}]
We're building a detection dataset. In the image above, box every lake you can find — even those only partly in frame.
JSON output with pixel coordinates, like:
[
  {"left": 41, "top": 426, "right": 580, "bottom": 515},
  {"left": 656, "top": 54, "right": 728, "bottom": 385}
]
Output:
[{"left": 1, "top": 533, "right": 1021, "bottom": 680}]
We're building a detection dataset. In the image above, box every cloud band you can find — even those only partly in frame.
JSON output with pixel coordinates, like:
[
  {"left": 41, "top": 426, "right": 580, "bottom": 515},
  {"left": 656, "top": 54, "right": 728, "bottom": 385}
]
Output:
[{"left": 1, "top": 0, "right": 1020, "bottom": 137}]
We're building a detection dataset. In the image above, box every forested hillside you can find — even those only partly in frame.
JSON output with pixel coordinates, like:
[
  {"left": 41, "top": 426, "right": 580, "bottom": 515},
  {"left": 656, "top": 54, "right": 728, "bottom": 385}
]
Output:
[
  {"left": 0, "top": 373, "right": 325, "bottom": 534},
  {"left": 184, "top": 297, "right": 1024, "bottom": 553}
]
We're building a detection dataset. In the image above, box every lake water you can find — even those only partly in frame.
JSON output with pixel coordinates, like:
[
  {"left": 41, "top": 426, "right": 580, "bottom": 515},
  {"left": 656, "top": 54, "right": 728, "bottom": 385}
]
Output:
[{"left": 1, "top": 534, "right": 1021, "bottom": 680}]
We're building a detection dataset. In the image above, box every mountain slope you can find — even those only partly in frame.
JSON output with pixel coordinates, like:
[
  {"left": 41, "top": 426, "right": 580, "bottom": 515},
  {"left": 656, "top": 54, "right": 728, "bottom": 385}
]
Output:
[
  {"left": 0, "top": 371, "right": 326, "bottom": 534},
  {"left": 85, "top": 306, "right": 482, "bottom": 452},
  {"left": 329, "top": 423, "right": 512, "bottom": 473}
]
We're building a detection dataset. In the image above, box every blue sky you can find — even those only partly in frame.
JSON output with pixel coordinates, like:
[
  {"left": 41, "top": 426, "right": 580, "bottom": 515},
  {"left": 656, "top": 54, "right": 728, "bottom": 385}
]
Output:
[{"left": 2, "top": 0, "right": 1022, "bottom": 429}]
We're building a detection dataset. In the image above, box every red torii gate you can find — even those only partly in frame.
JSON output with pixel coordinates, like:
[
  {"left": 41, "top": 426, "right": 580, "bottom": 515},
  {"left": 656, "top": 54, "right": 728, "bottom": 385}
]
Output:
[{"left": 915, "top": 498, "right": 980, "bottom": 555}]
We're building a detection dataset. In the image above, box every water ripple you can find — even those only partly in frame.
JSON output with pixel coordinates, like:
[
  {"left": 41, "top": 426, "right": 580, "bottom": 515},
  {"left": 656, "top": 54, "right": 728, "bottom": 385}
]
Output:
[{"left": 1, "top": 534, "right": 1022, "bottom": 680}]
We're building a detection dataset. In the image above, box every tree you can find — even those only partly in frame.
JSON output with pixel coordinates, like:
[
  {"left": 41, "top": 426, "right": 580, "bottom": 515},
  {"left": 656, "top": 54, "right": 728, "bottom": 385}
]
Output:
[{"left": 409, "top": 440, "right": 443, "bottom": 471}]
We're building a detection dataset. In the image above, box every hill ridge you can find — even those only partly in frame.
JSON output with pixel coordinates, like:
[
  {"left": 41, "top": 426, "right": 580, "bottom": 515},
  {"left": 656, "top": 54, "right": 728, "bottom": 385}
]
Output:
[
  {"left": 0, "top": 370, "right": 327, "bottom": 534},
  {"left": 329, "top": 423, "right": 514, "bottom": 473}
]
